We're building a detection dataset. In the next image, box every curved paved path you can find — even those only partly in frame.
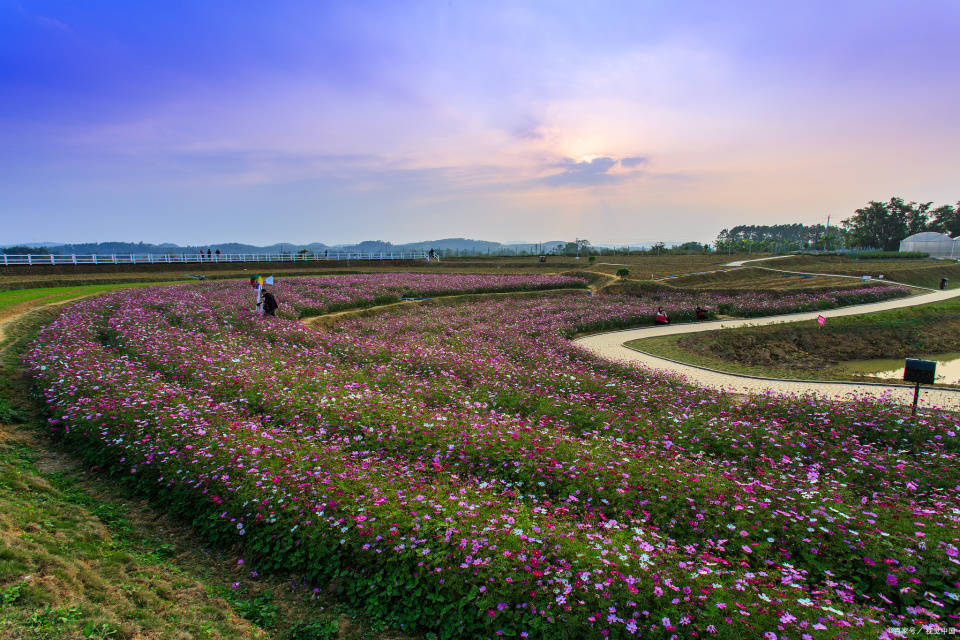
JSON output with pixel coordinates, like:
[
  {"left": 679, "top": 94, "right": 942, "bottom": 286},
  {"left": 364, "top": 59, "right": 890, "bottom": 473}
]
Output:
[
  {"left": 723, "top": 254, "right": 794, "bottom": 268},
  {"left": 574, "top": 287, "right": 960, "bottom": 410},
  {"left": 654, "top": 255, "right": 804, "bottom": 282}
]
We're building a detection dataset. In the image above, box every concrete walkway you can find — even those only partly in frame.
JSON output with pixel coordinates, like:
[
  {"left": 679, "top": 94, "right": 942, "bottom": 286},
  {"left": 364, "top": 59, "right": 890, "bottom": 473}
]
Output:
[
  {"left": 654, "top": 255, "right": 796, "bottom": 281},
  {"left": 574, "top": 287, "right": 960, "bottom": 410},
  {"left": 723, "top": 254, "right": 794, "bottom": 267}
]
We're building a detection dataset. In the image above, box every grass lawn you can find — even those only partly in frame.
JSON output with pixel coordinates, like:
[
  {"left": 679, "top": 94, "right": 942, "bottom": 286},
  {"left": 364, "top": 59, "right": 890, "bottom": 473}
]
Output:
[
  {"left": 587, "top": 253, "right": 751, "bottom": 279},
  {"left": 773, "top": 254, "right": 960, "bottom": 289},
  {"left": 0, "top": 283, "right": 195, "bottom": 315},
  {"left": 626, "top": 295, "right": 960, "bottom": 385},
  {"left": 659, "top": 266, "right": 878, "bottom": 290}
]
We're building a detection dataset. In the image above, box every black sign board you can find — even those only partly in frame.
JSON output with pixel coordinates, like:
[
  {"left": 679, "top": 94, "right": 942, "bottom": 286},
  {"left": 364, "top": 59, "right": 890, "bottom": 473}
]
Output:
[{"left": 904, "top": 358, "right": 936, "bottom": 385}]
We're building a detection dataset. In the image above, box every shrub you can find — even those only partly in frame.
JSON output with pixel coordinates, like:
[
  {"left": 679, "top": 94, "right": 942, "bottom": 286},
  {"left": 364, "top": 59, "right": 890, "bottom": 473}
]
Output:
[
  {"left": 854, "top": 251, "right": 928, "bottom": 259},
  {"left": 0, "top": 398, "right": 25, "bottom": 424},
  {"left": 615, "top": 267, "right": 630, "bottom": 277},
  {"left": 282, "top": 618, "right": 338, "bottom": 640}
]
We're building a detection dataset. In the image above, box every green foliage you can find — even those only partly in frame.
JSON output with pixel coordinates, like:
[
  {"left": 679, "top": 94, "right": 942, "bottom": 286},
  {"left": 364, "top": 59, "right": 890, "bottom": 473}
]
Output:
[
  {"left": 282, "top": 617, "right": 339, "bottom": 640},
  {"left": 0, "top": 398, "right": 25, "bottom": 424},
  {"left": 715, "top": 223, "right": 838, "bottom": 252},
  {"left": 0, "top": 583, "right": 23, "bottom": 606},
  {"left": 615, "top": 267, "right": 630, "bottom": 277},
  {"left": 842, "top": 196, "right": 955, "bottom": 250},
  {"left": 233, "top": 593, "right": 279, "bottom": 629},
  {"left": 719, "top": 223, "right": 821, "bottom": 245},
  {"left": 1, "top": 245, "right": 55, "bottom": 255},
  {"left": 853, "top": 251, "right": 929, "bottom": 259},
  {"left": 928, "top": 201, "right": 960, "bottom": 236},
  {"left": 670, "top": 240, "right": 712, "bottom": 254},
  {"left": 26, "top": 604, "right": 83, "bottom": 639},
  {"left": 81, "top": 621, "right": 119, "bottom": 638},
  {"left": 587, "top": 255, "right": 596, "bottom": 264}
]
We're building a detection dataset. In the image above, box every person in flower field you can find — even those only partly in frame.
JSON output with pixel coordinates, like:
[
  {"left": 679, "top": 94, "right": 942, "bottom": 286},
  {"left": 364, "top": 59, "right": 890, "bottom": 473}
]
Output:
[
  {"left": 261, "top": 288, "right": 279, "bottom": 316},
  {"left": 654, "top": 307, "right": 670, "bottom": 325}
]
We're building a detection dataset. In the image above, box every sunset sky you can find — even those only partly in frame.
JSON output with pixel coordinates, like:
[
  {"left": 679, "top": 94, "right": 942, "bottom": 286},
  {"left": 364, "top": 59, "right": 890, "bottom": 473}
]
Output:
[{"left": 2, "top": 1, "right": 958, "bottom": 246}]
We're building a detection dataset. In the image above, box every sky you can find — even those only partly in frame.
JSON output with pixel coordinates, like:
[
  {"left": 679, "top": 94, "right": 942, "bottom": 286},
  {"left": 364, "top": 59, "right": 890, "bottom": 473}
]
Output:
[{"left": 1, "top": 0, "right": 959, "bottom": 246}]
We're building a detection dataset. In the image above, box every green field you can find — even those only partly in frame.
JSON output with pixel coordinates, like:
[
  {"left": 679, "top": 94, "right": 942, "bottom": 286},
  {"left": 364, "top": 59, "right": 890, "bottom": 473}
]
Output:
[
  {"left": 0, "top": 283, "right": 195, "bottom": 315},
  {"left": 657, "top": 266, "right": 878, "bottom": 291},
  {"left": 772, "top": 254, "right": 960, "bottom": 289}
]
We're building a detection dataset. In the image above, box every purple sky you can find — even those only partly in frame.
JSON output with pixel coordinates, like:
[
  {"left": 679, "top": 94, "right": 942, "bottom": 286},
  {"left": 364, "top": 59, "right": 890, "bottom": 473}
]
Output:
[{"left": 2, "top": 1, "right": 958, "bottom": 245}]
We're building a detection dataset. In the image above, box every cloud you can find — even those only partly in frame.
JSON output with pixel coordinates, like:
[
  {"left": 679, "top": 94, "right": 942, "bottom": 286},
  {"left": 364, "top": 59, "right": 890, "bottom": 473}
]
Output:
[
  {"left": 620, "top": 156, "right": 648, "bottom": 169},
  {"left": 34, "top": 15, "right": 72, "bottom": 32},
  {"left": 510, "top": 119, "right": 546, "bottom": 141},
  {"left": 541, "top": 156, "right": 617, "bottom": 187}
]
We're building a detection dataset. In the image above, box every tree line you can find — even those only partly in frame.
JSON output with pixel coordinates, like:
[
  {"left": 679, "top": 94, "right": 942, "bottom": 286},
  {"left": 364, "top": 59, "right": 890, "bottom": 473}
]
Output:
[
  {"left": 715, "top": 197, "right": 960, "bottom": 253},
  {"left": 840, "top": 197, "right": 959, "bottom": 251}
]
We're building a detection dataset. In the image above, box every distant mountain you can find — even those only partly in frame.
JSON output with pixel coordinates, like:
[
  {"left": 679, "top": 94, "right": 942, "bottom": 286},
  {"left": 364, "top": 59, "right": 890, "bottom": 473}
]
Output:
[
  {"left": 11, "top": 238, "right": 571, "bottom": 256},
  {"left": 15, "top": 241, "right": 332, "bottom": 255}
]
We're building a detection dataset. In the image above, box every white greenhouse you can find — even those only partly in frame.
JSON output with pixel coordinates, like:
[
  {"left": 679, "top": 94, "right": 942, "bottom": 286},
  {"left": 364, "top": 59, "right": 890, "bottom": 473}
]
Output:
[{"left": 899, "top": 231, "right": 960, "bottom": 258}]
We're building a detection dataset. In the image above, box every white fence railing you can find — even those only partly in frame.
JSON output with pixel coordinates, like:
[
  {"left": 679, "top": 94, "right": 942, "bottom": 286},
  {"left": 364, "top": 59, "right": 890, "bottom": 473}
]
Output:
[{"left": 1, "top": 251, "right": 433, "bottom": 266}]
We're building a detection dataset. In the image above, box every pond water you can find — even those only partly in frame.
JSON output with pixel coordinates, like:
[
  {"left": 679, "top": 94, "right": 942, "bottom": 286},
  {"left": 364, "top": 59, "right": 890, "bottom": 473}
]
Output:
[{"left": 842, "top": 353, "right": 960, "bottom": 385}]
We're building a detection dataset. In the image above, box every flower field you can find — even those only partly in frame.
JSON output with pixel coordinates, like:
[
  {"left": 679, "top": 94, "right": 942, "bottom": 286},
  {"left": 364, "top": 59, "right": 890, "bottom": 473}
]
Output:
[
  {"left": 23, "top": 275, "right": 957, "bottom": 639},
  {"left": 267, "top": 272, "right": 588, "bottom": 317}
]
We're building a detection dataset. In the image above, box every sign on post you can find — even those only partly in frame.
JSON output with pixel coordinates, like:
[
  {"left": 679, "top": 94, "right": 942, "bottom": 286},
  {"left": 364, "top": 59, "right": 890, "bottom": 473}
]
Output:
[
  {"left": 904, "top": 358, "right": 936, "bottom": 415},
  {"left": 904, "top": 358, "right": 936, "bottom": 384}
]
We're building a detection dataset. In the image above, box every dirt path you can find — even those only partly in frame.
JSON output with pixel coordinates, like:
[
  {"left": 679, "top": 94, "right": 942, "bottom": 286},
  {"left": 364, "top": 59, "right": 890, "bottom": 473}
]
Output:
[
  {"left": 574, "top": 287, "right": 960, "bottom": 410},
  {"left": 303, "top": 287, "right": 586, "bottom": 327}
]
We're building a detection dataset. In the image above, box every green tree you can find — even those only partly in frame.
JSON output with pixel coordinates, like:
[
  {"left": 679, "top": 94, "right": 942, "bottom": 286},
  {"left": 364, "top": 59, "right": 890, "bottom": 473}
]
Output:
[
  {"left": 841, "top": 199, "right": 908, "bottom": 250},
  {"left": 672, "top": 241, "right": 709, "bottom": 254},
  {"left": 887, "top": 197, "right": 931, "bottom": 235},
  {"left": 928, "top": 202, "right": 960, "bottom": 237}
]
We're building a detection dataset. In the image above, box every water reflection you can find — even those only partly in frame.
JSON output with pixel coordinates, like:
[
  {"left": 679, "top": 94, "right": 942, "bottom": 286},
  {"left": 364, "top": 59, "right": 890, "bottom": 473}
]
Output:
[{"left": 867, "top": 353, "right": 960, "bottom": 384}]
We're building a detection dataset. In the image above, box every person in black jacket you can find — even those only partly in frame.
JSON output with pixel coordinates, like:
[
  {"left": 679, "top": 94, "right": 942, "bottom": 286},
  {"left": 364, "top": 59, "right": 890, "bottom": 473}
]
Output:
[{"left": 261, "top": 289, "right": 279, "bottom": 316}]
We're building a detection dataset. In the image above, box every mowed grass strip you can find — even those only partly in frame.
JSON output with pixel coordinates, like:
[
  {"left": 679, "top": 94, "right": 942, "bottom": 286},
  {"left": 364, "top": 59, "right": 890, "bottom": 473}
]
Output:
[{"left": 0, "top": 282, "right": 199, "bottom": 320}]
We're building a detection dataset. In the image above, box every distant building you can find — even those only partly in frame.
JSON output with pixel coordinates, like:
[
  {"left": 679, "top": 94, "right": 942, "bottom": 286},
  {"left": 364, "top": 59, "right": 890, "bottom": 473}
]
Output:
[{"left": 899, "top": 231, "right": 960, "bottom": 258}]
